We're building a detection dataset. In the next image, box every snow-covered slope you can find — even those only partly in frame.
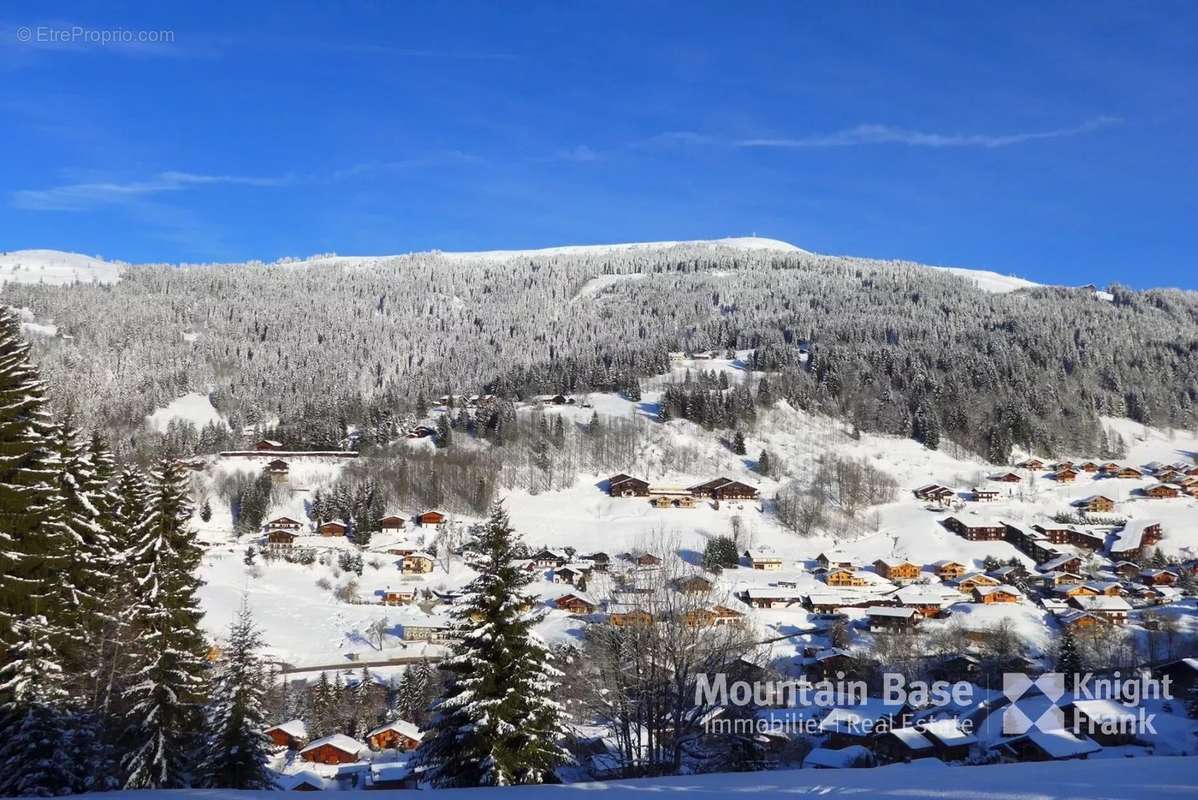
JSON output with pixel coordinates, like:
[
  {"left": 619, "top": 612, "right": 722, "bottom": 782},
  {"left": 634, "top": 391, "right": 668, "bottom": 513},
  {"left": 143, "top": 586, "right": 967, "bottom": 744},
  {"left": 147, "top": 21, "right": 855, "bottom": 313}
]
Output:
[
  {"left": 436, "top": 235, "right": 809, "bottom": 261},
  {"left": 0, "top": 249, "right": 124, "bottom": 285}
]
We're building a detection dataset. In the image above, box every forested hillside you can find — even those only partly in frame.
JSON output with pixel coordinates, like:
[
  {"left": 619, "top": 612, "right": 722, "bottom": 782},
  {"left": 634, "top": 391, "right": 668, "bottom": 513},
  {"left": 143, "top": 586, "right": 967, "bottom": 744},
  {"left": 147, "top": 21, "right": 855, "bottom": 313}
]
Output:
[{"left": 4, "top": 245, "right": 1197, "bottom": 462}]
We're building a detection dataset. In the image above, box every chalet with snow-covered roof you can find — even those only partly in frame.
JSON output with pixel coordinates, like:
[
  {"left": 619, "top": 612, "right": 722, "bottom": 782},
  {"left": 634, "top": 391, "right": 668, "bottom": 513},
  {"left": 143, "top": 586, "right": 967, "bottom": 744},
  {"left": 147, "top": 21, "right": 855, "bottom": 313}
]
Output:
[
  {"left": 265, "top": 719, "right": 308, "bottom": 749},
  {"left": 633, "top": 552, "right": 662, "bottom": 567},
  {"left": 265, "top": 458, "right": 289, "bottom": 474},
  {"left": 609, "top": 604, "right": 653, "bottom": 627},
  {"left": 397, "top": 616, "right": 453, "bottom": 641},
  {"left": 1068, "top": 594, "right": 1130, "bottom": 623},
  {"left": 1076, "top": 495, "right": 1115, "bottom": 513},
  {"left": 815, "top": 552, "right": 854, "bottom": 570},
  {"left": 266, "top": 516, "right": 304, "bottom": 530},
  {"left": 401, "top": 552, "right": 435, "bottom": 574},
  {"left": 318, "top": 520, "right": 348, "bottom": 537},
  {"left": 552, "top": 564, "right": 590, "bottom": 585},
  {"left": 972, "top": 486, "right": 1000, "bottom": 501},
  {"left": 1038, "top": 553, "right": 1083, "bottom": 574},
  {"left": 365, "top": 762, "right": 417, "bottom": 790},
  {"left": 914, "top": 484, "right": 956, "bottom": 501},
  {"left": 267, "top": 529, "right": 297, "bottom": 547},
  {"left": 649, "top": 488, "right": 698, "bottom": 508},
  {"left": 872, "top": 558, "right": 920, "bottom": 583},
  {"left": 825, "top": 568, "right": 867, "bottom": 587},
  {"left": 955, "top": 572, "right": 1000, "bottom": 593},
  {"left": 583, "top": 551, "right": 610, "bottom": 571},
  {"left": 932, "top": 560, "right": 968, "bottom": 581},
  {"left": 676, "top": 575, "right": 714, "bottom": 593},
  {"left": 1019, "top": 458, "right": 1045, "bottom": 470},
  {"left": 300, "top": 734, "right": 367, "bottom": 765},
  {"left": 942, "top": 516, "right": 1005, "bottom": 542},
  {"left": 606, "top": 474, "right": 650, "bottom": 497},
  {"left": 683, "top": 605, "right": 745, "bottom": 627},
  {"left": 366, "top": 719, "right": 422, "bottom": 752},
  {"left": 555, "top": 592, "right": 597, "bottom": 614},
  {"left": 1054, "top": 467, "right": 1079, "bottom": 482},
  {"left": 751, "top": 554, "right": 783, "bottom": 571},
  {"left": 1079, "top": 461, "right": 1100, "bottom": 473},
  {"left": 973, "top": 585, "right": 1021, "bottom": 604},
  {"left": 1031, "top": 523, "right": 1104, "bottom": 551},
  {"left": 416, "top": 510, "right": 446, "bottom": 526},
  {"left": 688, "top": 477, "right": 759, "bottom": 500},
  {"left": 1047, "top": 572, "right": 1087, "bottom": 589},
  {"left": 255, "top": 439, "right": 284, "bottom": 451},
  {"left": 993, "top": 472, "right": 1022, "bottom": 483},
  {"left": 865, "top": 606, "right": 922, "bottom": 632},
  {"left": 1108, "top": 519, "right": 1163, "bottom": 559},
  {"left": 382, "top": 587, "right": 418, "bottom": 605},
  {"left": 918, "top": 718, "right": 977, "bottom": 761},
  {"left": 1139, "top": 568, "right": 1179, "bottom": 586},
  {"left": 743, "top": 587, "right": 804, "bottom": 608},
  {"left": 531, "top": 548, "right": 569, "bottom": 568},
  {"left": 893, "top": 586, "right": 965, "bottom": 618},
  {"left": 1116, "top": 466, "right": 1144, "bottom": 479},
  {"left": 379, "top": 514, "right": 406, "bottom": 531},
  {"left": 1143, "top": 483, "right": 1182, "bottom": 499}
]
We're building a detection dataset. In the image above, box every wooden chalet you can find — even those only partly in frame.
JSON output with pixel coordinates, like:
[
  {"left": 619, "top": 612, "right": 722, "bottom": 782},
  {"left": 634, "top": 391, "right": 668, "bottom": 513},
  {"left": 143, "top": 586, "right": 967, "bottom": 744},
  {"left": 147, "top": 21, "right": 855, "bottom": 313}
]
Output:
[
  {"left": 683, "top": 606, "right": 744, "bottom": 627},
  {"left": 913, "top": 484, "right": 956, "bottom": 502},
  {"left": 397, "top": 618, "right": 453, "bottom": 641},
  {"left": 1032, "top": 523, "right": 1104, "bottom": 551},
  {"left": 366, "top": 720, "right": 422, "bottom": 752},
  {"left": 300, "top": 734, "right": 366, "bottom": 765},
  {"left": 1139, "top": 568, "right": 1179, "bottom": 586},
  {"left": 318, "top": 520, "right": 348, "bottom": 537},
  {"left": 255, "top": 439, "right": 284, "bottom": 451},
  {"left": 634, "top": 552, "right": 662, "bottom": 567},
  {"left": 1077, "top": 495, "right": 1115, "bottom": 513},
  {"left": 750, "top": 554, "right": 783, "bottom": 571},
  {"left": 1108, "top": 519, "right": 1163, "bottom": 559},
  {"left": 1143, "top": 483, "right": 1181, "bottom": 499},
  {"left": 955, "top": 573, "right": 1000, "bottom": 593},
  {"left": 584, "top": 552, "right": 610, "bottom": 571},
  {"left": 552, "top": 564, "right": 589, "bottom": 585},
  {"left": 825, "top": 568, "right": 867, "bottom": 587},
  {"left": 1080, "top": 462, "right": 1101, "bottom": 473},
  {"left": 1054, "top": 468, "right": 1079, "bottom": 483},
  {"left": 379, "top": 515, "right": 406, "bottom": 532},
  {"left": 609, "top": 605, "right": 653, "bottom": 627},
  {"left": 365, "top": 763, "right": 417, "bottom": 790},
  {"left": 1019, "top": 458, "right": 1046, "bottom": 470},
  {"left": 815, "top": 553, "right": 854, "bottom": 570},
  {"left": 866, "top": 606, "right": 922, "bottom": 632},
  {"left": 1038, "top": 553, "right": 1083, "bottom": 574},
  {"left": 1068, "top": 594, "right": 1131, "bottom": 623},
  {"left": 265, "top": 719, "right": 308, "bottom": 749},
  {"left": 933, "top": 560, "right": 968, "bottom": 581},
  {"left": 1113, "top": 561, "right": 1142, "bottom": 579},
  {"left": 382, "top": 587, "right": 418, "bottom": 606},
  {"left": 416, "top": 510, "right": 447, "bottom": 526},
  {"left": 649, "top": 489, "right": 697, "bottom": 508},
  {"left": 873, "top": 559, "right": 920, "bottom": 582},
  {"left": 973, "top": 585, "right": 1021, "bottom": 604},
  {"left": 555, "top": 592, "right": 597, "bottom": 614},
  {"left": 531, "top": 549, "right": 569, "bottom": 568},
  {"left": 266, "top": 516, "right": 304, "bottom": 530},
  {"left": 972, "top": 486, "right": 1000, "bottom": 501},
  {"left": 917, "top": 719, "right": 978, "bottom": 761},
  {"left": 676, "top": 575, "right": 714, "bottom": 593},
  {"left": 688, "top": 477, "right": 760, "bottom": 501},
  {"left": 743, "top": 587, "right": 804, "bottom": 608},
  {"left": 267, "top": 529, "right": 297, "bottom": 546},
  {"left": 1116, "top": 466, "right": 1144, "bottom": 479},
  {"left": 942, "top": 516, "right": 1005, "bottom": 542},
  {"left": 401, "top": 552, "right": 435, "bottom": 574},
  {"left": 265, "top": 459, "right": 289, "bottom": 480},
  {"left": 607, "top": 474, "right": 650, "bottom": 497},
  {"left": 993, "top": 472, "right": 1022, "bottom": 483}
]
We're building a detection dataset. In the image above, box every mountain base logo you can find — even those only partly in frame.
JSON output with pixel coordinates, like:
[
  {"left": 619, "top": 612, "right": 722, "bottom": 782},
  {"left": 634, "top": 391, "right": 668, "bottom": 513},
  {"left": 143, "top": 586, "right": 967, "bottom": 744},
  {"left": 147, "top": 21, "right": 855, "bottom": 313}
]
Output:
[{"left": 1002, "top": 671, "right": 1172, "bottom": 737}]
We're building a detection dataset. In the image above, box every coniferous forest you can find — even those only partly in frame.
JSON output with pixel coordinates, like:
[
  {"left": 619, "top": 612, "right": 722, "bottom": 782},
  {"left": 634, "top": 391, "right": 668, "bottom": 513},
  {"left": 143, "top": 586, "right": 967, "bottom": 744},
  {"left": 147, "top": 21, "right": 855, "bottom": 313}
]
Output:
[{"left": 4, "top": 245, "right": 1197, "bottom": 464}]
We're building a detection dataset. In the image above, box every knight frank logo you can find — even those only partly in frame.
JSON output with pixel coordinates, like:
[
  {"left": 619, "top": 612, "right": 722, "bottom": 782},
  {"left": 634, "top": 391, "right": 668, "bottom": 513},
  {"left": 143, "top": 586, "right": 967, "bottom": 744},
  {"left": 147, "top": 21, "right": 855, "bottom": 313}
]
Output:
[{"left": 1001, "top": 672, "right": 1066, "bottom": 735}]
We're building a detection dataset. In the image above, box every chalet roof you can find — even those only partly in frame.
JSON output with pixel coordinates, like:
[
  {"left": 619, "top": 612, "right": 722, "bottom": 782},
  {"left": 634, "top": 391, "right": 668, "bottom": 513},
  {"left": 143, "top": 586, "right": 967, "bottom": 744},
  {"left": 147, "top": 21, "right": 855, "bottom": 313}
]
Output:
[
  {"left": 300, "top": 733, "right": 367, "bottom": 757},
  {"left": 368, "top": 761, "right": 415, "bottom": 783},
  {"left": 745, "top": 587, "right": 803, "bottom": 600},
  {"left": 266, "top": 719, "right": 307, "bottom": 740},
  {"left": 932, "top": 559, "right": 967, "bottom": 568},
  {"left": 1065, "top": 699, "right": 1139, "bottom": 725},
  {"left": 919, "top": 718, "right": 977, "bottom": 746},
  {"left": 875, "top": 558, "right": 918, "bottom": 568},
  {"left": 280, "top": 771, "right": 331, "bottom": 791},
  {"left": 1018, "top": 728, "right": 1101, "bottom": 759},
  {"left": 803, "top": 745, "right": 872, "bottom": 768},
  {"left": 1071, "top": 595, "right": 1131, "bottom": 612},
  {"left": 895, "top": 586, "right": 965, "bottom": 606},
  {"left": 865, "top": 606, "right": 919, "bottom": 619},
  {"left": 751, "top": 554, "right": 783, "bottom": 563},
  {"left": 1109, "top": 519, "right": 1161, "bottom": 552},
  {"left": 405, "top": 551, "right": 436, "bottom": 561},
  {"left": 974, "top": 584, "right": 1021, "bottom": 597},
  {"left": 557, "top": 591, "right": 597, "bottom": 606},
  {"left": 367, "top": 719, "right": 423, "bottom": 742},
  {"left": 258, "top": 439, "right": 282, "bottom": 447},
  {"left": 1139, "top": 568, "right": 1179, "bottom": 578},
  {"left": 1038, "top": 553, "right": 1082, "bottom": 572}
]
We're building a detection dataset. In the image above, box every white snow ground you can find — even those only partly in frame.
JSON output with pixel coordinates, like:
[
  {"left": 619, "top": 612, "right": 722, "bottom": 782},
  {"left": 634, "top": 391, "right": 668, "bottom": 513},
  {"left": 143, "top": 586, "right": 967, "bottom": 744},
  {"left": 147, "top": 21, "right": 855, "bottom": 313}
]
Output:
[
  {"left": 146, "top": 392, "right": 227, "bottom": 432},
  {"left": 66, "top": 754, "right": 1198, "bottom": 798}
]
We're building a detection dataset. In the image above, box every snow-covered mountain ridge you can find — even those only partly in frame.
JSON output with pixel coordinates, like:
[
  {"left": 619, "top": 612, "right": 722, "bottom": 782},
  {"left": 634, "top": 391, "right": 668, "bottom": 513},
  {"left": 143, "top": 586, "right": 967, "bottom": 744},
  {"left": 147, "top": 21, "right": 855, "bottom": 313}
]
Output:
[{"left": 2, "top": 237, "right": 1041, "bottom": 294}]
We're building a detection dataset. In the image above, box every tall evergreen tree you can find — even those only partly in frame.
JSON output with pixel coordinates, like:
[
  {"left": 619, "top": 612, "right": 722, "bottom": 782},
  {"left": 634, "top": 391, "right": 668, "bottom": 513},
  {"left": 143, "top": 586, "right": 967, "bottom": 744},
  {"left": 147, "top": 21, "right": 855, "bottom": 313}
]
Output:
[
  {"left": 0, "top": 614, "right": 76, "bottom": 796},
  {"left": 417, "top": 501, "right": 569, "bottom": 787},
  {"left": 120, "top": 459, "right": 209, "bottom": 789},
  {"left": 197, "top": 601, "right": 274, "bottom": 789}
]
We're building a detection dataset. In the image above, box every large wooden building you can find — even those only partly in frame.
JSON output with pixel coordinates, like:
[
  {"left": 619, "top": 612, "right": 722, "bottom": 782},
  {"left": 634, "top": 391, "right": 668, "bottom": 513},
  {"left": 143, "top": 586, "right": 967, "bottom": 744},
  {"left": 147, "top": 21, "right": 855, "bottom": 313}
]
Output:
[
  {"left": 607, "top": 474, "right": 650, "bottom": 497},
  {"left": 688, "top": 477, "right": 759, "bottom": 501},
  {"left": 366, "top": 720, "right": 422, "bottom": 752},
  {"left": 942, "top": 516, "right": 1005, "bottom": 542}
]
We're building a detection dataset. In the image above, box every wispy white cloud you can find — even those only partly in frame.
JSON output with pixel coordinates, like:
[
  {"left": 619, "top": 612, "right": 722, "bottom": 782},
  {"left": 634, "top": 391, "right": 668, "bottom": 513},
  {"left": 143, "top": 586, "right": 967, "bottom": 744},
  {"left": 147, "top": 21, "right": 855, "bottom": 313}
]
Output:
[
  {"left": 737, "top": 116, "right": 1122, "bottom": 149},
  {"left": 11, "top": 171, "right": 288, "bottom": 211},
  {"left": 330, "top": 150, "right": 480, "bottom": 180}
]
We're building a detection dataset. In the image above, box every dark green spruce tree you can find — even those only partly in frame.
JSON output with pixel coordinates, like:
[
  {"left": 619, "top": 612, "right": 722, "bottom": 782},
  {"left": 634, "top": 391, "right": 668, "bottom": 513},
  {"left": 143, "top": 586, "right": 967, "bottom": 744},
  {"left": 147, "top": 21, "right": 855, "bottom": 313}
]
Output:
[
  {"left": 197, "top": 600, "right": 274, "bottom": 789},
  {"left": 417, "top": 501, "right": 570, "bottom": 787},
  {"left": 120, "top": 458, "right": 209, "bottom": 789}
]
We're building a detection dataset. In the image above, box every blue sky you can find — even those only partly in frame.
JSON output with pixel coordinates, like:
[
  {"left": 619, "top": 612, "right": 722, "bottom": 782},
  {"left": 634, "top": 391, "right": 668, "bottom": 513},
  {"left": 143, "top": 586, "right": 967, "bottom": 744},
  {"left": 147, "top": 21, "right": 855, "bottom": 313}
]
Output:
[{"left": 1, "top": 2, "right": 1195, "bottom": 288}]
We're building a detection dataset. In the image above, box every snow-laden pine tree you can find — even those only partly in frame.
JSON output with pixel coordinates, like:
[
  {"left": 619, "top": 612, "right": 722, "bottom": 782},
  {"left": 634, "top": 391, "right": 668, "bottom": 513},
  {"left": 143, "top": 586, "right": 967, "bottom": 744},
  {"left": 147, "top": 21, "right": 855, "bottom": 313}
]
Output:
[
  {"left": 0, "top": 614, "right": 76, "bottom": 796},
  {"left": 120, "top": 458, "right": 209, "bottom": 789},
  {"left": 197, "top": 600, "right": 274, "bottom": 789},
  {"left": 417, "top": 501, "right": 570, "bottom": 787},
  {"left": 0, "top": 306, "right": 65, "bottom": 652}
]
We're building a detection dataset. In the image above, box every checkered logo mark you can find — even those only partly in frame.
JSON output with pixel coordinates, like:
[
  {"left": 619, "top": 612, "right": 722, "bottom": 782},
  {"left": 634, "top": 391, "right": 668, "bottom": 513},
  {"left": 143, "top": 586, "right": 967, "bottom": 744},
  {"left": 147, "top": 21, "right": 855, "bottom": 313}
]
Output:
[{"left": 1001, "top": 672, "right": 1066, "bottom": 735}]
